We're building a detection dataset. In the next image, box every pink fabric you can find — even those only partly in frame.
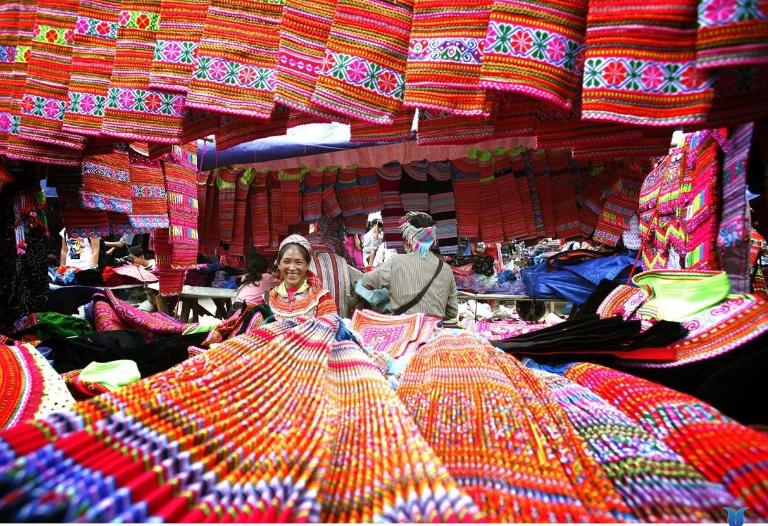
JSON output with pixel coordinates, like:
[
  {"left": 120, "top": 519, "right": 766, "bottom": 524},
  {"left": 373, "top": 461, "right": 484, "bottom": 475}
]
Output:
[
  {"left": 345, "top": 235, "right": 364, "bottom": 269},
  {"left": 235, "top": 275, "right": 279, "bottom": 305}
]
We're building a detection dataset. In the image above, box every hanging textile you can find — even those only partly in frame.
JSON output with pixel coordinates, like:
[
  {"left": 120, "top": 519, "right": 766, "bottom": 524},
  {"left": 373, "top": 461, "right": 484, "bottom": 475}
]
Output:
[
  {"left": 350, "top": 309, "right": 436, "bottom": 359},
  {"left": 493, "top": 96, "right": 538, "bottom": 138},
  {"left": 164, "top": 143, "right": 199, "bottom": 268},
  {"left": 19, "top": 0, "right": 87, "bottom": 151},
  {"left": 532, "top": 150, "right": 556, "bottom": 238},
  {"left": 152, "top": 227, "right": 184, "bottom": 296},
  {"left": 321, "top": 166, "right": 342, "bottom": 218},
  {"left": 481, "top": 0, "right": 587, "bottom": 112},
  {"left": 186, "top": 0, "right": 282, "bottom": 118},
  {"left": 356, "top": 166, "right": 384, "bottom": 214},
  {"left": 211, "top": 167, "right": 235, "bottom": 247},
  {"left": 216, "top": 107, "right": 289, "bottom": 150},
  {"left": 58, "top": 187, "right": 111, "bottom": 238},
  {"left": 227, "top": 168, "right": 252, "bottom": 257},
  {"left": 593, "top": 163, "right": 644, "bottom": 247},
  {"left": 580, "top": 0, "right": 713, "bottom": 126},
  {"left": 377, "top": 161, "right": 404, "bottom": 252},
  {"left": 78, "top": 145, "right": 132, "bottom": 213},
  {"left": 717, "top": 122, "right": 754, "bottom": 293},
  {"left": 101, "top": 0, "right": 186, "bottom": 143},
  {"left": 523, "top": 152, "right": 546, "bottom": 239},
  {"left": 397, "top": 332, "right": 632, "bottom": 522},
  {"left": 350, "top": 109, "right": 414, "bottom": 143},
  {"left": 127, "top": 149, "right": 168, "bottom": 230},
  {"left": 148, "top": 0, "right": 209, "bottom": 93},
  {"left": 61, "top": 0, "right": 121, "bottom": 136},
  {"left": 478, "top": 157, "right": 505, "bottom": 242},
  {"left": 400, "top": 160, "right": 430, "bottom": 213},
  {"left": 0, "top": 0, "right": 27, "bottom": 155},
  {"left": 417, "top": 109, "right": 495, "bottom": 145},
  {"left": 275, "top": 0, "right": 340, "bottom": 120},
  {"left": 450, "top": 157, "right": 481, "bottom": 240},
  {"left": 427, "top": 161, "right": 458, "bottom": 255},
  {"left": 404, "top": 0, "right": 491, "bottom": 116},
  {"left": 312, "top": 0, "right": 412, "bottom": 124},
  {"left": 495, "top": 151, "right": 526, "bottom": 240},
  {"left": 335, "top": 166, "right": 363, "bottom": 217},
  {"left": 683, "top": 130, "right": 722, "bottom": 269},
  {"left": 269, "top": 172, "right": 287, "bottom": 248},
  {"left": 247, "top": 169, "right": 270, "bottom": 248},
  {"left": 279, "top": 167, "right": 303, "bottom": 225},
  {"left": 301, "top": 167, "right": 323, "bottom": 223},
  {"left": 511, "top": 148, "right": 538, "bottom": 239},
  {"left": 695, "top": 0, "right": 768, "bottom": 70},
  {"left": 549, "top": 150, "right": 581, "bottom": 239}
]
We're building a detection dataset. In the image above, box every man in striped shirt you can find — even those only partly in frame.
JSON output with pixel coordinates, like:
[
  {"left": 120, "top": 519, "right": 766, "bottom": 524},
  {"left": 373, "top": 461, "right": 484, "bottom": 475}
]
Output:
[{"left": 360, "top": 212, "right": 458, "bottom": 321}]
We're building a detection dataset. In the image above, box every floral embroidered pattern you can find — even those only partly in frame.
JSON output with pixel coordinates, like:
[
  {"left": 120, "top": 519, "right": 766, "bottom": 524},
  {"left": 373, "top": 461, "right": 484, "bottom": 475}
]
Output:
[
  {"left": 20, "top": 95, "right": 66, "bottom": 121},
  {"left": 80, "top": 192, "right": 132, "bottom": 213},
  {"left": 74, "top": 16, "right": 119, "bottom": 39},
  {"left": 128, "top": 215, "right": 169, "bottom": 229},
  {"left": 106, "top": 88, "right": 185, "bottom": 117},
  {"left": 582, "top": 58, "right": 712, "bottom": 94},
  {"left": 82, "top": 161, "right": 130, "bottom": 182},
  {"left": 0, "top": 46, "right": 15, "bottom": 62},
  {"left": 0, "top": 112, "right": 20, "bottom": 134},
  {"left": 117, "top": 10, "right": 160, "bottom": 31},
  {"left": 15, "top": 46, "right": 30, "bottom": 63},
  {"left": 32, "top": 25, "right": 75, "bottom": 46},
  {"left": 484, "top": 22, "right": 585, "bottom": 74},
  {"left": 154, "top": 40, "right": 198, "bottom": 65},
  {"left": 192, "top": 55, "right": 275, "bottom": 91},
  {"left": 407, "top": 38, "right": 483, "bottom": 64},
  {"left": 320, "top": 51, "right": 405, "bottom": 100},
  {"left": 698, "top": 0, "right": 765, "bottom": 27},
  {"left": 67, "top": 92, "right": 107, "bottom": 117},
  {"left": 132, "top": 185, "right": 167, "bottom": 198}
]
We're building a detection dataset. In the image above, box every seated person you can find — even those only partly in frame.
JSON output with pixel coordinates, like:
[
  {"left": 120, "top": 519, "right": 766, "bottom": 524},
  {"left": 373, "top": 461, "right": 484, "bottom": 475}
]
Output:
[
  {"left": 59, "top": 228, "right": 99, "bottom": 271},
  {"left": 267, "top": 234, "right": 337, "bottom": 320},
  {"left": 233, "top": 253, "right": 279, "bottom": 308},
  {"left": 111, "top": 246, "right": 154, "bottom": 269},
  {"left": 360, "top": 212, "right": 458, "bottom": 321}
]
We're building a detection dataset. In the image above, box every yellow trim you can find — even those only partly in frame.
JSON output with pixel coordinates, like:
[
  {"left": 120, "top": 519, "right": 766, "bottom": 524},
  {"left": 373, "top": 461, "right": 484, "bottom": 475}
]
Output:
[{"left": 275, "top": 279, "right": 309, "bottom": 297}]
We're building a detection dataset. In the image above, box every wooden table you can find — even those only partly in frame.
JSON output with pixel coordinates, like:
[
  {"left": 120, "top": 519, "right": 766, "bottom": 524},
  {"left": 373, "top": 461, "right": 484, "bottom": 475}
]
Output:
[
  {"left": 148, "top": 283, "right": 236, "bottom": 322},
  {"left": 457, "top": 291, "right": 570, "bottom": 320}
]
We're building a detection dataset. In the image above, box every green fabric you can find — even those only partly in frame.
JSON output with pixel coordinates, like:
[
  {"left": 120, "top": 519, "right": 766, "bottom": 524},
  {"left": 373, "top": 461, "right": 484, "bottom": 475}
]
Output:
[
  {"left": 184, "top": 316, "right": 222, "bottom": 334},
  {"left": 17, "top": 312, "right": 93, "bottom": 339},
  {"left": 632, "top": 270, "right": 731, "bottom": 322},
  {"left": 79, "top": 360, "right": 141, "bottom": 391}
]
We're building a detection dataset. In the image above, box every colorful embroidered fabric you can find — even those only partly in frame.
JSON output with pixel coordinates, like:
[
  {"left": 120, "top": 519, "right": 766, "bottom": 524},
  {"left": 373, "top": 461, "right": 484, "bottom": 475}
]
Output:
[
  {"left": 149, "top": 0, "right": 209, "bottom": 93},
  {"left": 102, "top": 0, "right": 186, "bottom": 143},
  {"left": 593, "top": 165, "right": 644, "bottom": 247},
  {"left": 533, "top": 366, "right": 738, "bottom": 522},
  {"left": 319, "top": 166, "right": 342, "bottom": 219},
  {"left": 479, "top": 158, "right": 505, "bottom": 242},
  {"left": 427, "top": 161, "right": 458, "bottom": 254},
  {"left": 416, "top": 109, "right": 495, "bottom": 145},
  {"left": 351, "top": 309, "right": 436, "bottom": 359},
  {"left": 312, "top": 0, "right": 412, "bottom": 124},
  {"left": 695, "top": 0, "right": 768, "bottom": 69},
  {"left": 78, "top": 145, "right": 132, "bottom": 213},
  {"left": 127, "top": 149, "right": 168, "bottom": 230},
  {"left": 267, "top": 273, "right": 337, "bottom": 320},
  {"left": 580, "top": 0, "right": 713, "bottom": 126},
  {"left": 227, "top": 168, "right": 252, "bottom": 256},
  {"left": 565, "top": 362, "right": 768, "bottom": 517},
  {"left": 61, "top": 0, "right": 121, "bottom": 136},
  {"left": 248, "top": 170, "right": 271, "bottom": 248},
  {"left": 350, "top": 109, "right": 414, "bottom": 143},
  {"left": 549, "top": 150, "right": 581, "bottom": 239},
  {"left": 216, "top": 108, "right": 289, "bottom": 150},
  {"left": 532, "top": 151, "right": 556, "bottom": 238},
  {"left": 214, "top": 167, "right": 236, "bottom": 244},
  {"left": 404, "top": 0, "right": 491, "bottom": 116},
  {"left": 151, "top": 227, "right": 185, "bottom": 295},
  {"left": 335, "top": 167, "right": 364, "bottom": 217},
  {"left": 356, "top": 166, "right": 384, "bottom": 214},
  {"left": 60, "top": 369, "right": 112, "bottom": 400},
  {"left": 682, "top": 131, "right": 721, "bottom": 270},
  {"left": 400, "top": 160, "right": 430, "bottom": 213},
  {"left": 186, "top": 0, "right": 282, "bottom": 118},
  {"left": 397, "top": 332, "right": 632, "bottom": 522},
  {"left": 98, "top": 289, "right": 189, "bottom": 339},
  {"left": 275, "top": 0, "right": 340, "bottom": 120},
  {"left": 510, "top": 148, "right": 538, "bottom": 239},
  {"left": 279, "top": 168, "right": 303, "bottom": 224},
  {"left": 163, "top": 143, "right": 199, "bottom": 268},
  {"left": 19, "top": 0, "right": 87, "bottom": 151},
  {"left": 450, "top": 157, "right": 481, "bottom": 240},
  {"left": 494, "top": 153, "right": 527, "bottom": 240},
  {"left": 481, "top": 0, "right": 587, "bottom": 112}
]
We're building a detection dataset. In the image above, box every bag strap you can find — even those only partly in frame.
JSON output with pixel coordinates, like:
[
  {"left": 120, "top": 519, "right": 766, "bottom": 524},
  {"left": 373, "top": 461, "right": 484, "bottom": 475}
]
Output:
[{"left": 393, "top": 258, "right": 443, "bottom": 315}]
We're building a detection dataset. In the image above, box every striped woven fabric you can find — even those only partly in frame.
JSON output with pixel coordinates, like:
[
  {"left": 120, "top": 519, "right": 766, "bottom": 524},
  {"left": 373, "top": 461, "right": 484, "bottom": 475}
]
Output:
[
  {"left": 0, "top": 0, "right": 32, "bottom": 156},
  {"left": 79, "top": 145, "right": 132, "bottom": 213},
  {"left": 481, "top": 0, "right": 587, "bottom": 112},
  {"left": 565, "top": 362, "right": 768, "bottom": 517},
  {"left": 269, "top": 175, "right": 286, "bottom": 248},
  {"left": 275, "top": 0, "right": 341, "bottom": 120},
  {"left": 335, "top": 166, "right": 364, "bottom": 217},
  {"left": 321, "top": 166, "right": 342, "bottom": 219},
  {"left": 377, "top": 161, "right": 404, "bottom": 252},
  {"left": 400, "top": 160, "right": 430, "bottom": 213},
  {"left": 571, "top": 131, "right": 674, "bottom": 160},
  {"left": 532, "top": 367, "right": 737, "bottom": 522},
  {"left": 128, "top": 149, "right": 169, "bottom": 230},
  {"left": 478, "top": 158, "right": 505, "bottom": 242},
  {"left": 343, "top": 213, "right": 368, "bottom": 234},
  {"left": 548, "top": 150, "right": 581, "bottom": 239},
  {"left": 397, "top": 332, "right": 630, "bottom": 522},
  {"left": 593, "top": 167, "right": 644, "bottom": 247},
  {"left": 510, "top": 148, "right": 537, "bottom": 239},
  {"left": 216, "top": 108, "right": 289, "bottom": 150},
  {"left": 215, "top": 167, "right": 236, "bottom": 244},
  {"left": 312, "top": 0, "right": 412, "bottom": 124},
  {"left": 287, "top": 109, "right": 334, "bottom": 128},
  {"left": 196, "top": 170, "right": 217, "bottom": 253},
  {"left": 19, "top": 0, "right": 87, "bottom": 150},
  {"left": 61, "top": 0, "right": 121, "bottom": 136},
  {"left": 309, "top": 252, "right": 356, "bottom": 315},
  {"left": 227, "top": 168, "right": 252, "bottom": 256},
  {"left": 493, "top": 96, "right": 538, "bottom": 138},
  {"left": 350, "top": 109, "right": 414, "bottom": 143},
  {"left": 164, "top": 143, "right": 199, "bottom": 268},
  {"left": 417, "top": 109, "right": 495, "bottom": 145},
  {"left": 581, "top": 0, "right": 713, "bottom": 126},
  {"left": 695, "top": 0, "right": 768, "bottom": 70},
  {"left": 535, "top": 112, "right": 645, "bottom": 151},
  {"left": 532, "top": 150, "right": 556, "bottom": 238},
  {"left": 450, "top": 157, "right": 481, "bottom": 240},
  {"left": 427, "top": 161, "right": 458, "bottom": 254},
  {"left": 357, "top": 166, "right": 384, "bottom": 213},
  {"left": 148, "top": 0, "right": 209, "bottom": 93},
  {"left": 494, "top": 153, "right": 527, "bottom": 240},
  {"left": 404, "top": 0, "right": 491, "bottom": 116},
  {"left": 683, "top": 130, "right": 721, "bottom": 270},
  {"left": 152, "top": 227, "right": 185, "bottom": 295},
  {"left": 102, "top": 0, "right": 186, "bottom": 143},
  {"left": 58, "top": 187, "right": 112, "bottom": 238},
  {"left": 302, "top": 167, "right": 323, "bottom": 223},
  {"left": 186, "top": 0, "right": 282, "bottom": 118},
  {"left": 279, "top": 168, "right": 303, "bottom": 225}
]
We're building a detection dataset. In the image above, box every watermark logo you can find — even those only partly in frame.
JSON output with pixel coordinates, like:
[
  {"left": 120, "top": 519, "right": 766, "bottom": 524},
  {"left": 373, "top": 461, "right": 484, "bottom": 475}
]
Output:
[{"left": 725, "top": 507, "right": 747, "bottom": 526}]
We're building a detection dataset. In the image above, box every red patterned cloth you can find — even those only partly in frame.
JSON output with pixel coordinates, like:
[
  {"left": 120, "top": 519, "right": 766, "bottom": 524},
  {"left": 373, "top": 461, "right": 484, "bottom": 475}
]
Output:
[
  {"left": 248, "top": 170, "right": 270, "bottom": 248},
  {"left": 495, "top": 154, "right": 526, "bottom": 240},
  {"left": 695, "top": 0, "right": 768, "bottom": 70},
  {"left": 164, "top": 142, "right": 199, "bottom": 269},
  {"left": 279, "top": 169, "right": 303, "bottom": 225},
  {"left": 356, "top": 166, "right": 384, "bottom": 213},
  {"left": 216, "top": 108, "right": 289, "bottom": 150},
  {"left": 417, "top": 110, "right": 494, "bottom": 145},
  {"left": 79, "top": 145, "right": 132, "bottom": 213},
  {"left": 152, "top": 228, "right": 185, "bottom": 296},
  {"left": 335, "top": 166, "right": 364, "bottom": 217},
  {"left": 510, "top": 149, "right": 537, "bottom": 240},
  {"left": 128, "top": 149, "right": 169, "bottom": 230},
  {"left": 321, "top": 166, "right": 342, "bottom": 219},
  {"left": 302, "top": 168, "right": 323, "bottom": 223},
  {"left": 478, "top": 159, "right": 505, "bottom": 242},
  {"left": 450, "top": 157, "right": 481, "bottom": 240},
  {"left": 350, "top": 109, "right": 414, "bottom": 143},
  {"left": 549, "top": 150, "right": 581, "bottom": 239},
  {"left": 228, "top": 168, "right": 251, "bottom": 257},
  {"left": 215, "top": 167, "right": 236, "bottom": 244},
  {"left": 532, "top": 151, "right": 556, "bottom": 238}
]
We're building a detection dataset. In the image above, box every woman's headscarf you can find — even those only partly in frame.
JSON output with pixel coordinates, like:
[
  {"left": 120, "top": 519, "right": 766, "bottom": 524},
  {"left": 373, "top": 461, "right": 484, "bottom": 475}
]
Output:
[
  {"left": 400, "top": 211, "right": 436, "bottom": 258},
  {"left": 279, "top": 234, "right": 312, "bottom": 255}
]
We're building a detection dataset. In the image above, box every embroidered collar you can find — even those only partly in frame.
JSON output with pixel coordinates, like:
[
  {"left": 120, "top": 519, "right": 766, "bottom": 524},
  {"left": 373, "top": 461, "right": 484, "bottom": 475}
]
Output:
[{"left": 276, "top": 279, "right": 309, "bottom": 297}]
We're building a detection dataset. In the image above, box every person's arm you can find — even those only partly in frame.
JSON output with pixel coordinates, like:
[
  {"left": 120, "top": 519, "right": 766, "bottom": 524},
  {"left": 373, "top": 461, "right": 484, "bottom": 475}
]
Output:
[
  {"left": 59, "top": 242, "right": 67, "bottom": 267},
  {"left": 104, "top": 240, "right": 126, "bottom": 249},
  {"left": 90, "top": 237, "right": 100, "bottom": 268},
  {"left": 444, "top": 275, "right": 459, "bottom": 322},
  {"left": 360, "top": 256, "right": 393, "bottom": 290}
]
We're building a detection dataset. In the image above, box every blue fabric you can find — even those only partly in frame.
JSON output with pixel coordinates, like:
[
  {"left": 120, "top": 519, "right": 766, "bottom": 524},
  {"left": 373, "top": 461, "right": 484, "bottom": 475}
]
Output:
[
  {"left": 521, "top": 357, "right": 576, "bottom": 375},
  {"left": 354, "top": 280, "right": 392, "bottom": 312},
  {"left": 521, "top": 251, "right": 638, "bottom": 304}
]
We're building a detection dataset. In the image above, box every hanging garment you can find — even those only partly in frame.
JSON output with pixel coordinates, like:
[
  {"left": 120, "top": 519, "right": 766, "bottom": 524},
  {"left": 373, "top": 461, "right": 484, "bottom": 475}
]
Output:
[
  {"left": 215, "top": 167, "right": 236, "bottom": 244},
  {"left": 0, "top": 0, "right": 27, "bottom": 155},
  {"left": 357, "top": 166, "right": 384, "bottom": 213},
  {"left": 532, "top": 150, "right": 556, "bottom": 238},
  {"left": 61, "top": 0, "right": 121, "bottom": 136},
  {"left": 350, "top": 109, "right": 413, "bottom": 143},
  {"left": 148, "top": 0, "right": 209, "bottom": 93},
  {"left": 495, "top": 152, "right": 526, "bottom": 240},
  {"left": 275, "top": 0, "right": 341, "bottom": 120},
  {"left": 78, "top": 145, "right": 132, "bottom": 213},
  {"left": 320, "top": 166, "right": 342, "bottom": 218},
  {"left": 228, "top": 168, "right": 252, "bottom": 257},
  {"left": 400, "top": 160, "right": 429, "bottom": 213},
  {"left": 695, "top": 0, "right": 768, "bottom": 70},
  {"left": 377, "top": 161, "right": 404, "bottom": 252},
  {"left": 128, "top": 150, "right": 168, "bottom": 230},
  {"left": 404, "top": 0, "right": 491, "bottom": 115},
  {"left": 549, "top": 150, "right": 581, "bottom": 239},
  {"left": 309, "top": 251, "right": 362, "bottom": 316},
  {"left": 494, "top": 96, "right": 538, "bottom": 137},
  {"left": 478, "top": 157, "right": 505, "bottom": 242},
  {"left": 279, "top": 168, "right": 303, "bottom": 224},
  {"left": 301, "top": 168, "right": 323, "bottom": 223},
  {"left": 427, "top": 161, "right": 458, "bottom": 255},
  {"left": 450, "top": 157, "right": 481, "bottom": 240},
  {"left": 312, "top": 0, "right": 412, "bottom": 124},
  {"left": 481, "top": 0, "right": 587, "bottom": 112},
  {"left": 248, "top": 170, "right": 270, "bottom": 248},
  {"left": 580, "top": 0, "right": 713, "bottom": 126},
  {"left": 152, "top": 228, "right": 185, "bottom": 296},
  {"left": 416, "top": 110, "right": 495, "bottom": 145},
  {"left": 334, "top": 166, "right": 364, "bottom": 217},
  {"left": 186, "top": 0, "right": 282, "bottom": 118},
  {"left": 19, "top": 0, "right": 88, "bottom": 151},
  {"left": 215, "top": 108, "right": 289, "bottom": 150},
  {"left": 164, "top": 144, "right": 200, "bottom": 269},
  {"left": 101, "top": 0, "right": 186, "bottom": 143}
]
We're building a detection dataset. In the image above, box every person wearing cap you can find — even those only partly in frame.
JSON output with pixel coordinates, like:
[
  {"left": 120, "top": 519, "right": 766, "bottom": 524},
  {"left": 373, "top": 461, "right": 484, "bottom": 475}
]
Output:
[
  {"left": 360, "top": 212, "right": 458, "bottom": 321},
  {"left": 267, "top": 234, "right": 337, "bottom": 320}
]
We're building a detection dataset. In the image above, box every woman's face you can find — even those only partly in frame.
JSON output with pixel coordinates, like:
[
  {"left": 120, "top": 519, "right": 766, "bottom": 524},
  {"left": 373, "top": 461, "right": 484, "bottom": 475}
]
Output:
[{"left": 278, "top": 246, "right": 309, "bottom": 288}]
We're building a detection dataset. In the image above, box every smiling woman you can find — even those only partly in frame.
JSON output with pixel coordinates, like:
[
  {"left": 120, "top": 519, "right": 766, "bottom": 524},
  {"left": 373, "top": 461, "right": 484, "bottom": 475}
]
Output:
[{"left": 267, "top": 234, "right": 337, "bottom": 320}]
